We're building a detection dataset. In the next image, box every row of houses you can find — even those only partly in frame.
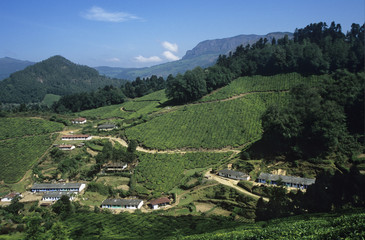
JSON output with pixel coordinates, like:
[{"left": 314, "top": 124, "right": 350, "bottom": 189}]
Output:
[
  {"left": 217, "top": 169, "right": 316, "bottom": 190},
  {"left": 257, "top": 172, "right": 316, "bottom": 189},
  {"left": 61, "top": 135, "right": 92, "bottom": 141},
  {"left": 100, "top": 197, "right": 171, "bottom": 210}
]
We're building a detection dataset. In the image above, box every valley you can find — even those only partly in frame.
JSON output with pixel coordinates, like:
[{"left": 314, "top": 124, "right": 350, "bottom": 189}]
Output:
[{"left": 0, "top": 21, "right": 364, "bottom": 239}]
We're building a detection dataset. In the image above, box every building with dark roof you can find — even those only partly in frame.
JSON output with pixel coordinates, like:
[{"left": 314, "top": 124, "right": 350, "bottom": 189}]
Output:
[
  {"left": 101, "top": 198, "right": 143, "bottom": 209},
  {"left": 104, "top": 162, "right": 127, "bottom": 172},
  {"left": 149, "top": 197, "right": 171, "bottom": 210},
  {"left": 30, "top": 183, "right": 86, "bottom": 193},
  {"left": 98, "top": 124, "right": 117, "bottom": 131},
  {"left": 257, "top": 172, "right": 316, "bottom": 189},
  {"left": 218, "top": 169, "right": 250, "bottom": 180},
  {"left": 61, "top": 135, "right": 92, "bottom": 141}
]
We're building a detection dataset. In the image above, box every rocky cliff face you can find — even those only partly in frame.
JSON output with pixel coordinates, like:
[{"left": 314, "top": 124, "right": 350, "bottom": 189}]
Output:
[{"left": 183, "top": 32, "right": 292, "bottom": 59}]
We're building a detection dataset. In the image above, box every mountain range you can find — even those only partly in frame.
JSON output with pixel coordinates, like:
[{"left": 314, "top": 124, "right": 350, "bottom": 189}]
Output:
[
  {"left": 0, "top": 57, "right": 35, "bottom": 80},
  {"left": 95, "top": 32, "right": 292, "bottom": 80}
]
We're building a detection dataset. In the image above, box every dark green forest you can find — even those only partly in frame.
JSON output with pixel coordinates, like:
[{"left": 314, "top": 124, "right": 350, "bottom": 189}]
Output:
[
  {"left": 0, "top": 55, "right": 124, "bottom": 104},
  {"left": 165, "top": 22, "right": 364, "bottom": 104}
]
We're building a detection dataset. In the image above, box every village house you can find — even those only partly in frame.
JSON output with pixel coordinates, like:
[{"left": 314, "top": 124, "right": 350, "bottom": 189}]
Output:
[
  {"left": 61, "top": 135, "right": 92, "bottom": 141},
  {"left": 149, "top": 197, "right": 171, "bottom": 210},
  {"left": 30, "top": 183, "right": 86, "bottom": 193},
  {"left": 218, "top": 169, "right": 251, "bottom": 181},
  {"left": 72, "top": 118, "right": 87, "bottom": 124},
  {"left": 101, "top": 198, "right": 144, "bottom": 209},
  {"left": 257, "top": 172, "right": 316, "bottom": 189},
  {"left": 58, "top": 144, "right": 75, "bottom": 151},
  {"left": 104, "top": 162, "right": 127, "bottom": 173},
  {"left": 97, "top": 124, "right": 117, "bottom": 131},
  {"left": 42, "top": 191, "right": 76, "bottom": 202},
  {"left": 1, "top": 192, "right": 22, "bottom": 202}
]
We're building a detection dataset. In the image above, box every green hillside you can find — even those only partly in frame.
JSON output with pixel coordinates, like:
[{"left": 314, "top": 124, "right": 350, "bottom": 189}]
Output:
[
  {"left": 79, "top": 89, "right": 168, "bottom": 119},
  {"left": 123, "top": 73, "right": 317, "bottom": 150},
  {"left": 0, "top": 55, "right": 124, "bottom": 104},
  {"left": 0, "top": 118, "right": 64, "bottom": 183}
]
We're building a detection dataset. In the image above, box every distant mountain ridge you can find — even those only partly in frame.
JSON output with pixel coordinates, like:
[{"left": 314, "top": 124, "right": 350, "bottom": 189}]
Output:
[
  {"left": 0, "top": 57, "right": 35, "bottom": 80},
  {"left": 96, "top": 32, "right": 292, "bottom": 80},
  {"left": 183, "top": 32, "right": 292, "bottom": 59},
  {"left": 0, "top": 55, "right": 124, "bottom": 104}
]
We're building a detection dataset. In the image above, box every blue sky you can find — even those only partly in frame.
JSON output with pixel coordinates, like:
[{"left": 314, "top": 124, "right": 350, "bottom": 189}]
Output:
[{"left": 0, "top": 0, "right": 363, "bottom": 68}]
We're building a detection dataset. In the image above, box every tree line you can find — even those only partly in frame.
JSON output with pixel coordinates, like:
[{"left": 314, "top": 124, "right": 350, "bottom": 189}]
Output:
[
  {"left": 165, "top": 22, "right": 364, "bottom": 104},
  {"left": 51, "top": 75, "right": 166, "bottom": 113},
  {"left": 248, "top": 70, "right": 364, "bottom": 161}
]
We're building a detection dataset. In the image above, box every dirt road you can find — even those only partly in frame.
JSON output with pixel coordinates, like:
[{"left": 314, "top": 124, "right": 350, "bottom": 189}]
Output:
[{"left": 205, "top": 171, "right": 269, "bottom": 202}]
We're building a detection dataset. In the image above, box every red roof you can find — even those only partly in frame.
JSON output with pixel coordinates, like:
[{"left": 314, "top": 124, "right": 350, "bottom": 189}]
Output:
[
  {"left": 73, "top": 118, "right": 86, "bottom": 121},
  {"left": 3, "top": 192, "right": 20, "bottom": 199},
  {"left": 62, "top": 135, "right": 90, "bottom": 138},
  {"left": 59, "top": 145, "right": 74, "bottom": 148},
  {"left": 149, "top": 197, "right": 170, "bottom": 205}
]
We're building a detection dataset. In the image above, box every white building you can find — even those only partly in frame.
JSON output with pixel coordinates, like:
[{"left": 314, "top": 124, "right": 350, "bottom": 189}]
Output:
[
  {"left": 218, "top": 169, "right": 251, "bottom": 181},
  {"left": 61, "top": 135, "right": 92, "bottom": 141},
  {"left": 58, "top": 145, "right": 75, "bottom": 151},
  {"left": 72, "top": 118, "right": 87, "bottom": 124},
  {"left": 31, "top": 183, "right": 86, "bottom": 193},
  {"left": 42, "top": 191, "right": 76, "bottom": 202},
  {"left": 101, "top": 198, "right": 143, "bottom": 209},
  {"left": 1, "top": 192, "right": 22, "bottom": 202}
]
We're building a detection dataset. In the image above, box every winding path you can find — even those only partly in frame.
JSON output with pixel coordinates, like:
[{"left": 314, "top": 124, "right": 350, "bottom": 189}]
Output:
[
  {"left": 205, "top": 170, "right": 269, "bottom": 202},
  {"left": 94, "top": 136, "right": 242, "bottom": 154}
]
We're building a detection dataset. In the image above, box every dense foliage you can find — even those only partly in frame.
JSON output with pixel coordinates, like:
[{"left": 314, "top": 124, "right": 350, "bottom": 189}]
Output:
[
  {"left": 0, "top": 55, "right": 124, "bottom": 103},
  {"left": 166, "top": 22, "right": 364, "bottom": 104},
  {"left": 255, "top": 168, "right": 365, "bottom": 221},
  {"left": 52, "top": 85, "right": 126, "bottom": 113},
  {"left": 177, "top": 211, "right": 365, "bottom": 240},
  {"left": 256, "top": 70, "right": 364, "bottom": 160},
  {"left": 122, "top": 75, "right": 166, "bottom": 98}
]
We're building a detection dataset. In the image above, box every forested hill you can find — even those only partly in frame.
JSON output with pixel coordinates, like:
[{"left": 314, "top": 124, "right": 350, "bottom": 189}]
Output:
[
  {"left": 0, "top": 57, "right": 35, "bottom": 81},
  {"left": 0, "top": 55, "right": 125, "bottom": 104}
]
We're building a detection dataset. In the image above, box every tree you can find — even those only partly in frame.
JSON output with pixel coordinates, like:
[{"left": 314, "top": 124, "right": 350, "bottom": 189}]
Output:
[
  {"left": 52, "top": 195, "right": 74, "bottom": 220},
  {"left": 23, "top": 212, "right": 45, "bottom": 240},
  {"left": 127, "top": 139, "right": 138, "bottom": 153},
  {"left": 47, "top": 221, "right": 71, "bottom": 240}
]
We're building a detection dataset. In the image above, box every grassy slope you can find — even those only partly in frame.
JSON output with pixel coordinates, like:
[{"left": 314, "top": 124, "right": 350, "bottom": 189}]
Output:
[
  {"left": 177, "top": 210, "right": 365, "bottom": 240},
  {"left": 79, "top": 90, "right": 168, "bottom": 119},
  {"left": 125, "top": 92, "right": 288, "bottom": 150},
  {"left": 0, "top": 118, "right": 63, "bottom": 183}
]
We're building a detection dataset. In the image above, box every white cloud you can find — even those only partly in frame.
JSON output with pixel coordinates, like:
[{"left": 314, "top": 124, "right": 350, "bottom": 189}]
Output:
[
  {"left": 162, "top": 41, "right": 178, "bottom": 52},
  {"left": 106, "top": 57, "right": 120, "bottom": 62},
  {"left": 163, "top": 51, "right": 180, "bottom": 61},
  {"left": 134, "top": 55, "right": 162, "bottom": 63},
  {"left": 82, "top": 6, "right": 140, "bottom": 22}
]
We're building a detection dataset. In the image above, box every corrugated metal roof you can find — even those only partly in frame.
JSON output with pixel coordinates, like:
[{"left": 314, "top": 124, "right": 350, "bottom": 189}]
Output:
[
  {"left": 218, "top": 169, "right": 249, "bottom": 177},
  {"left": 101, "top": 198, "right": 143, "bottom": 206},
  {"left": 31, "top": 183, "right": 83, "bottom": 190},
  {"left": 149, "top": 197, "right": 170, "bottom": 205},
  {"left": 258, "top": 172, "right": 316, "bottom": 185},
  {"left": 43, "top": 191, "right": 77, "bottom": 198}
]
